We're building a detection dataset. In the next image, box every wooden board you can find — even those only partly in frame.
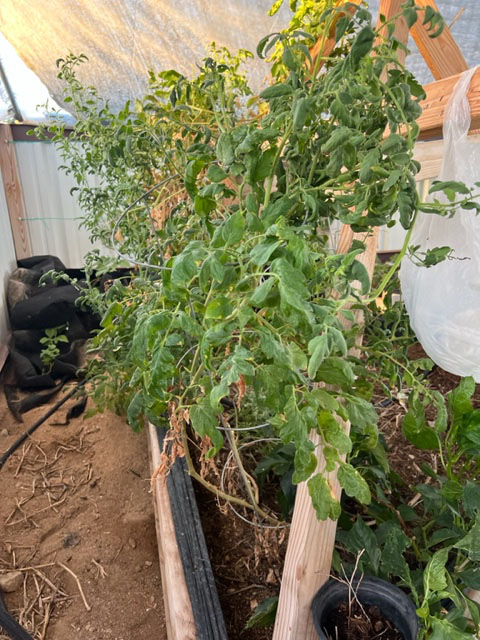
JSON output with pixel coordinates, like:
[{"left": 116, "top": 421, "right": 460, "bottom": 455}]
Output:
[
  {"left": 410, "top": 0, "right": 468, "bottom": 81},
  {"left": 417, "top": 68, "right": 480, "bottom": 140},
  {"left": 0, "top": 124, "right": 31, "bottom": 259},
  {"left": 147, "top": 422, "right": 197, "bottom": 640}
]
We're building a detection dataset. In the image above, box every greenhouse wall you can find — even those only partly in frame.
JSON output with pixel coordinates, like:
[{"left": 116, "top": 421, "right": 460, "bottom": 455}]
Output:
[
  {"left": 0, "top": 169, "right": 16, "bottom": 364},
  {"left": 14, "top": 140, "right": 102, "bottom": 268}
]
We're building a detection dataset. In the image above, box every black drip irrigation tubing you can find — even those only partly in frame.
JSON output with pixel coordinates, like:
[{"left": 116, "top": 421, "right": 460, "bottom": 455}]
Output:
[
  {"left": 0, "top": 590, "right": 33, "bottom": 640},
  {"left": 0, "top": 380, "right": 86, "bottom": 472},
  {"left": 155, "top": 424, "right": 228, "bottom": 640}
]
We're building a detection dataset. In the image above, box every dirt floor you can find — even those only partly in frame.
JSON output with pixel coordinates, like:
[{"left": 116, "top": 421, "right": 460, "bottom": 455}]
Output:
[{"left": 0, "top": 385, "right": 166, "bottom": 640}]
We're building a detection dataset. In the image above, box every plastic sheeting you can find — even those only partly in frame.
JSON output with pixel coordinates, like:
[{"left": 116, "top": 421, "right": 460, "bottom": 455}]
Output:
[{"left": 0, "top": 0, "right": 291, "bottom": 115}]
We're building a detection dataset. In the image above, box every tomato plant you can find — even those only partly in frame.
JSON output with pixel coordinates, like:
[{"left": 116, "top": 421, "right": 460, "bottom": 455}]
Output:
[{"left": 38, "top": 1, "right": 480, "bottom": 531}]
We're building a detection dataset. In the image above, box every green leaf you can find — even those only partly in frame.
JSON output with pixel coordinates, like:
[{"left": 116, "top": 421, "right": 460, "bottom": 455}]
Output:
[
  {"left": 383, "top": 169, "right": 402, "bottom": 192},
  {"left": 190, "top": 401, "right": 224, "bottom": 452},
  {"left": 222, "top": 211, "right": 245, "bottom": 246},
  {"left": 307, "top": 334, "right": 330, "bottom": 379},
  {"left": 210, "top": 380, "right": 229, "bottom": 412},
  {"left": 424, "top": 547, "right": 449, "bottom": 595},
  {"left": 260, "top": 84, "right": 293, "bottom": 99},
  {"left": 464, "top": 482, "right": 480, "bottom": 517},
  {"left": 101, "top": 301, "right": 123, "bottom": 328},
  {"left": 310, "top": 388, "right": 339, "bottom": 413},
  {"left": 344, "top": 395, "right": 377, "bottom": 432},
  {"left": 315, "top": 357, "right": 355, "bottom": 388},
  {"left": 275, "top": 386, "right": 308, "bottom": 444},
  {"left": 321, "top": 126, "right": 352, "bottom": 153},
  {"left": 429, "top": 180, "right": 470, "bottom": 196},
  {"left": 250, "top": 277, "right": 276, "bottom": 306},
  {"left": 454, "top": 513, "right": 480, "bottom": 561},
  {"left": 402, "top": 406, "right": 439, "bottom": 450},
  {"left": 381, "top": 526, "right": 413, "bottom": 585},
  {"left": 308, "top": 473, "right": 341, "bottom": 521},
  {"left": 359, "top": 148, "right": 380, "bottom": 183},
  {"left": 127, "top": 391, "right": 145, "bottom": 432},
  {"left": 205, "top": 296, "right": 233, "bottom": 320},
  {"left": 194, "top": 194, "right": 216, "bottom": 216},
  {"left": 430, "top": 618, "right": 473, "bottom": 640},
  {"left": 184, "top": 158, "right": 204, "bottom": 198},
  {"left": 250, "top": 239, "right": 283, "bottom": 266},
  {"left": 319, "top": 411, "right": 352, "bottom": 454},
  {"left": 293, "top": 97, "right": 312, "bottom": 130},
  {"left": 449, "top": 377, "right": 475, "bottom": 425},
  {"left": 338, "top": 462, "right": 371, "bottom": 504},
  {"left": 245, "top": 596, "right": 278, "bottom": 629},
  {"left": 292, "top": 441, "right": 317, "bottom": 483},
  {"left": 171, "top": 251, "right": 197, "bottom": 288},
  {"left": 349, "top": 26, "right": 375, "bottom": 68},
  {"left": 216, "top": 132, "right": 234, "bottom": 165},
  {"left": 271, "top": 258, "right": 312, "bottom": 320},
  {"left": 288, "top": 342, "right": 307, "bottom": 371},
  {"left": 347, "top": 517, "right": 381, "bottom": 572},
  {"left": 207, "top": 164, "right": 228, "bottom": 182}
]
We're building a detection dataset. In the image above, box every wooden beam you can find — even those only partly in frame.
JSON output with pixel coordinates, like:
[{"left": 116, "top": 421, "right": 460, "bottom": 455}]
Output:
[
  {"left": 147, "top": 422, "right": 197, "bottom": 640},
  {"left": 376, "top": 0, "right": 409, "bottom": 66},
  {"left": 410, "top": 0, "right": 468, "bottom": 81},
  {"left": 309, "top": 0, "right": 362, "bottom": 74},
  {"left": 417, "top": 68, "right": 480, "bottom": 140},
  {"left": 0, "top": 124, "right": 31, "bottom": 259}
]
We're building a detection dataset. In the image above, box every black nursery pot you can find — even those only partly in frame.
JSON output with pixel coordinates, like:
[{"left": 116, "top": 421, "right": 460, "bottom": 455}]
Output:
[{"left": 311, "top": 576, "right": 419, "bottom": 640}]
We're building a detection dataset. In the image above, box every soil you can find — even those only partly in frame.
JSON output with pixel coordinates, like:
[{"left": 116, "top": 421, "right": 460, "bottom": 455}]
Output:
[
  {"left": 322, "top": 602, "right": 404, "bottom": 640},
  {"left": 196, "top": 480, "right": 287, "bottom": 640},
  {"left": 0, "top": 385, "right": 166, "bottom": 640}
]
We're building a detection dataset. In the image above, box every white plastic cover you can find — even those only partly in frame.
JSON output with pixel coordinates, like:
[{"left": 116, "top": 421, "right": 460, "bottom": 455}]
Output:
[
  {"left": 400, "top": 66, "right": 480, "bottom": 380},
  {"left": 0, "top": 0, "right": 291, "bottom": 115}
]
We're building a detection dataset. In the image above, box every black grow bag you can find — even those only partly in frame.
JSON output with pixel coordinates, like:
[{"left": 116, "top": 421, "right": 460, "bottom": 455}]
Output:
[{"left": 311, "top": 576, "right": 419, "bottom": 640}]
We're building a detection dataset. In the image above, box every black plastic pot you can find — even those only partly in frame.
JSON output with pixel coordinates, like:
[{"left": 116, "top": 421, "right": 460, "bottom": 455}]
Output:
[{"left": 311, "top": 576, "right": 419, "bottom": 640}]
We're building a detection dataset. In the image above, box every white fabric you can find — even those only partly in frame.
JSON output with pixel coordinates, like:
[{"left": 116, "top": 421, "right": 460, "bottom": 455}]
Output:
[{"left": 400, "top": 66, "right": 480, "bottom": 380}]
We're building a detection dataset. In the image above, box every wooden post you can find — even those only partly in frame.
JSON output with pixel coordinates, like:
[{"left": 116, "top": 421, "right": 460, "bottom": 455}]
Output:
[
  {"left": 410, "top": 0, "right": 468, "bottom": 81},
  {"left": 273, "top": 4, "right": 408, "bottom": 639},
  {"left": 0, "top": 123, "right": 31, "bottom": 259},
  {"left": 147, "top": 423, "right": 197, "bottom": 640}
]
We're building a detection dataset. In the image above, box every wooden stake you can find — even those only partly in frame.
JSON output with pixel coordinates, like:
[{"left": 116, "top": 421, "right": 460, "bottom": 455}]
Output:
[{"left": 0, "top": 123, "right": 31, "bottom": 259}]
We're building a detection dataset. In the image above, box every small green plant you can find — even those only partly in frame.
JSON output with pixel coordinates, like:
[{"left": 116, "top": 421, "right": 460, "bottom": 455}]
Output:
[
  {"left": 337, "top": 376, "right": 480, "bottom": 638},
  {"left": 40, "top": 326, "right": 69, "bottom": 372}
]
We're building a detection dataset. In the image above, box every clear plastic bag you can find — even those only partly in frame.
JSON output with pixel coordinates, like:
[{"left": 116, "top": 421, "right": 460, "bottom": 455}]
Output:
[{"left": 399, "top": 66, "right": 480, "bottom": 380}]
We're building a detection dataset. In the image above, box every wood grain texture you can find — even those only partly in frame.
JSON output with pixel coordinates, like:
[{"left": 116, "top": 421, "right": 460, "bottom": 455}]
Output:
[
  {"left": 309, "top": 0, "right": 362, "bottom": 74},
  {"left": 376, "top": 0, "right": 409, "bottom": 66},
  {"left": 147, "top": 422, "right": 197, "bottom": 640},
  {"left": 410, "top": 0, "right": 468, "bottom": 81},
  {"left": 416, "top": 68, "right": 480, "bottom": 140},
  {"left": 0, "top": 124, "right": 31, "bottom": 259}
]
